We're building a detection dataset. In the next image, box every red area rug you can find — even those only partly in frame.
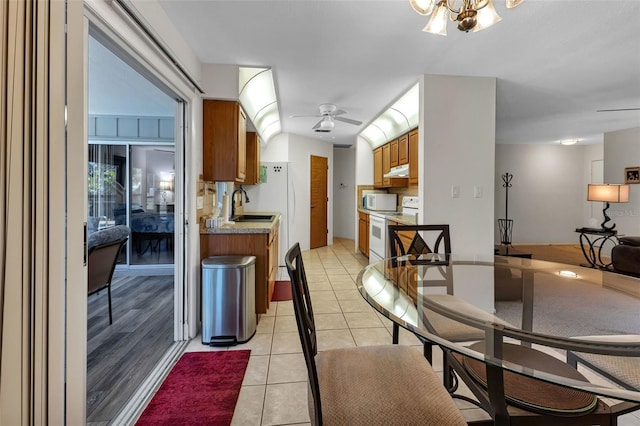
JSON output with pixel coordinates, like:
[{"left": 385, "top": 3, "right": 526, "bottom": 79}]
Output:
[
  {"left": 136, "top": 350, "right": 250, "bottom": 426},
  {"left": 271, "top": 280, "right": 292, "bottom": 301}
]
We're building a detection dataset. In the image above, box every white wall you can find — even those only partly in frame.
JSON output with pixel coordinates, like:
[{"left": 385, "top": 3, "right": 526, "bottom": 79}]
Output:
[
  {"left": 333, "top": 146, "right": 356, "bottom": 240},
  {"left": 495, "top": 144, "right": 598, "bottom": 244},
  {"left": 261, "top": 133, "right": 289, "bottom": 162},
  {"left": 421, "top": 74, "right": 496, "bottom": 263},
  {"left": 288, "top": 134, "right": 334, "bottom": 251},
  {"left": 604, "top": 127, "right": 640, "bottom": 236},
  {"left": 355, "top": 136, "right": 374, "bottom": 186},
  {"left": 200, "top": 63, "right": 239, "bottom": 100}
]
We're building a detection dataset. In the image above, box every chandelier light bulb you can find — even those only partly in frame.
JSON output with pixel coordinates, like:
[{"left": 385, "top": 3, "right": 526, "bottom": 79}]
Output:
[
  {"left": 422, "top": 1, "right": 449, "bottom": 35},
  {"left": 473, "top": 0, "right": 502, "bottom": 32}
]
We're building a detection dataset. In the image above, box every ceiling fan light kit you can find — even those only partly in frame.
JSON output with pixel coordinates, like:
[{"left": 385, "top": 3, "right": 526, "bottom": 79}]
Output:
[
  {"left": 290, "top": 103, "right": 362, "bottom": 133},
  {"left": 414, "top": 0, "right": 523, "bottom": 35}
]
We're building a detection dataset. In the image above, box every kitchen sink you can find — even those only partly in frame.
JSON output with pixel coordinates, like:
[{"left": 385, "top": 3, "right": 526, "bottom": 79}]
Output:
[{"left": 231, "top": 214, "right": 275, "bottom": 222}]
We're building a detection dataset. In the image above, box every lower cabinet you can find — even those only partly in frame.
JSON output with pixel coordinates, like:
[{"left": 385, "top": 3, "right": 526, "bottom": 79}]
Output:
[
  {"left": 388, "top": 220, "right": 413, "bottom": 256},
  {"left": 358, "top": 212, "right": 369, "bottom": 257},
  {"left": 267, "top": 227, "right": 279, "bottom": 303},
  {"left": 200, "top": 225, "right": 279, "bottom": 314}
]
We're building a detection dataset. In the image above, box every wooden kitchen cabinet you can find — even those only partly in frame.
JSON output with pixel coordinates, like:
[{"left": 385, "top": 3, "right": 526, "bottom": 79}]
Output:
[
  {"left": 398, "top": 133, "right": 409, "bottom": 165},
  {"left": 200, "top": 225, "right": 279, "bottom": 314},
  {"left": 409, "top": 128, "right": 418, "bottom": 185},
  {"left": 390, "top": 138, "right": 399, "bottom": 167},
  {"left": 388, "top": 220, "right": 413, "bottom": 255},
  {"left": 373, "top": 147, "right": 383, "bottom": 188},
  {"left": 358, "top": 211, "right": 369, "bottom": 257},
  {"left": 244, "top": 131, "right": 261, "bottom": 185},
  {"left": 382, "top": 144, "right": 391, "bottom": 186},
  {"left": 203, "top": 99, "right": 247, "bottom": 183},
  {"left": 267, "top": 226, "right": 279, "bottom": 302},
  {"left": 382, "top": 142, "right": 408, "bottom": 188}
]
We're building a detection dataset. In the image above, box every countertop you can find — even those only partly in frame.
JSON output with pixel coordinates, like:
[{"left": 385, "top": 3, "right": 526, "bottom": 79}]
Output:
[
  {"left": 200, "top": 212, "right": 281, "bottom": 235},
  {"left": 358, "top": 208, "right": 417, "bottom": 225}
]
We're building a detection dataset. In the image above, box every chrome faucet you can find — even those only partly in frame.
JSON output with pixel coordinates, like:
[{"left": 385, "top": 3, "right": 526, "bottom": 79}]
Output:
[{"left": 230, "top": 185, "right": 250, "bottom": 219}]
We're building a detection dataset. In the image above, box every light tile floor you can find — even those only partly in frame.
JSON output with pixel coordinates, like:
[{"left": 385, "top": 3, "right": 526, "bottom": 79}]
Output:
[{"left": 184, "top": 238, "right": 640, "bottom": 425}]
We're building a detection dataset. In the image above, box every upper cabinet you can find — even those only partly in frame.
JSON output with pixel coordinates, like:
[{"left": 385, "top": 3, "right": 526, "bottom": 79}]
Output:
[
  {"left": 373, "top": 147, "right": 383, "bottom": 187},
  {"left": 372, "top": 128, "right": 417, "bottom": 188},
  {"left": 244, "top": 131, "right": 260, "bottom": 185},
  {"left": 409, "top": 129, "right": 418, "bottom": 185},
  {"left": 398, "top": 133, "right": 409, "bottom": 166},
  {"left": 203, "top": 100, "right": 246, "bottom": 183},
  {"left": 390, "top": 138, "right": 399, "bottom": 168},
  {"left": 382, "top": 144, "right": 391, "bottom": 187}
]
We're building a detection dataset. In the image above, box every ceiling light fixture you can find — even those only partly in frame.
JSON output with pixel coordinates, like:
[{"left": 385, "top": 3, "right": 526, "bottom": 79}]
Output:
[
  {"left": 411, "top": 0, "right": 524, "bottom": 35},
  {"left": 239, "top": 67, "right": 281, "bottom": 143},
  {"left": 360, "top": 83, "right": 419, "bottom": 149},
  {"left": 560, "top": 138, "right": 579, "bottom": 145}
]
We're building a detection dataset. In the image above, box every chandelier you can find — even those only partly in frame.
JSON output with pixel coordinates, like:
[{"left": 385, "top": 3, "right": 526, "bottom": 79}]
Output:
[{"left": 410, "top": 0, "right": 524, "bottom": 35}]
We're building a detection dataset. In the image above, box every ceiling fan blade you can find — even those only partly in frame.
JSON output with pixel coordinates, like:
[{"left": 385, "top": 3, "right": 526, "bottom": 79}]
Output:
[
  {"left": 597, "top": 108, "right": 640, "bottom": 112},
  {"left": 332, "top": 109, "right": 347, "bottom": 116},
  {"left": 289, "top": 114, "right": 323, "bottom": 118},
  {"left": 312, "top": 119, "right": 324, "bottom": 130},
  {"left": 334, "top": 116, "right": 363, "bottom": 126}
]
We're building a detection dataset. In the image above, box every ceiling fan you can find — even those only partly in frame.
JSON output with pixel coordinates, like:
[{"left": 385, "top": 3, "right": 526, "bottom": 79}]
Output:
[{"left": 290, "top": 104, "right": 363, "bottom": 133}]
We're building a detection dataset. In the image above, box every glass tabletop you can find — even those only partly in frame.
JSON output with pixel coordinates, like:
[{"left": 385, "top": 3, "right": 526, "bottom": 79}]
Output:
[{"left": 356, "top": 254, "right": 640, "bottom": 403}]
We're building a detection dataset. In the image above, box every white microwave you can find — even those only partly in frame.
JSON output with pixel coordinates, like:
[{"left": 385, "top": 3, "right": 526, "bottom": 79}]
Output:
[{"left": 364, "top": 193, "right": 397, "bottom": 211}]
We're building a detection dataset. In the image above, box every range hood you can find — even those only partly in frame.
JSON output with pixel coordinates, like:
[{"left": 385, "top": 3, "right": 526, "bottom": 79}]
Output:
[{"left": 383, "top": 164, "right": 409, "bottom": 178}]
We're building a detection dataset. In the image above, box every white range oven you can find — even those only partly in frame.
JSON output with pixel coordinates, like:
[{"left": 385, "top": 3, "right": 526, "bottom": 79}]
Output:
[{"left": 368, "top": 213, "right": 388, "bottom": 264}]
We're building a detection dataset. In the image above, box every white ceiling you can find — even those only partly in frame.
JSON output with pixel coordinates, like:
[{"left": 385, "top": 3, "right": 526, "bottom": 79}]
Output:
[{"left": 95, "top": 0, "right": 640, "bottom": 147}]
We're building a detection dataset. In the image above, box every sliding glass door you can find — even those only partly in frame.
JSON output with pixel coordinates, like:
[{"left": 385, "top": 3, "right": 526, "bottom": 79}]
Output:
[{"left": 88, "top": 142, "right": 176, "bottom": 267}]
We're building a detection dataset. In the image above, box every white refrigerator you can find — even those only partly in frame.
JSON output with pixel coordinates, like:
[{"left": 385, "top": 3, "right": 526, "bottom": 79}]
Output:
[{"left": 243, "top": 162, "right": 294, "bottom": 266}]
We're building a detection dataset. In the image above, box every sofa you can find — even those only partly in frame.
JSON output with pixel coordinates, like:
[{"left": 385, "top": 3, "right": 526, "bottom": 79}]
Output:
[{"left": 612, "top": 236, "right": 640, "bottom": 278}]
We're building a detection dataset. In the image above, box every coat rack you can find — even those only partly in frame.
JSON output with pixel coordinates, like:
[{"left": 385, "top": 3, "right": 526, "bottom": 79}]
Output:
[{"left": 498, "top": 172, "right": 514, "bottom": 245}]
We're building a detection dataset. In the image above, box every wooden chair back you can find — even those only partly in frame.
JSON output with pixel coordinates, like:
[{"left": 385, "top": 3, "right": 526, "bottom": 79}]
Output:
[{"left": 285, "top": 242, "right": 322, "bottom": 425}]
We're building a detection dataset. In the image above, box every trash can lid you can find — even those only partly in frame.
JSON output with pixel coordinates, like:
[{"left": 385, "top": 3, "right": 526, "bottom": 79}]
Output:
[{"left": 202, "top": 255, "right": 256, "bottom": 268}]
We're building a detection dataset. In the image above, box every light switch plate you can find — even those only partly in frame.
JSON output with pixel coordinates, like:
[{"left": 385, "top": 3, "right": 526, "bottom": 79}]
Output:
[
  {"left": 451, "top": 185, "right": 460, "bottom": 198},
  {"left": 474, "top": 186, "right": 483, "bottom": 198},
  {"left": 197, "top": 196, "right": 204, "bottom": 209}
]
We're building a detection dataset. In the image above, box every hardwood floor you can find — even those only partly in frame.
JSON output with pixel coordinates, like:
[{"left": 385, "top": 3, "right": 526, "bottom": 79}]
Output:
[{"left": 87, "top": 275, "right": 174, "bottom": 425}]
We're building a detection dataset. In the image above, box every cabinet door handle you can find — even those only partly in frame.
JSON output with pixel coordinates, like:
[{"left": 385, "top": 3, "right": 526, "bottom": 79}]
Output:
[{"left": 310, "top": 204, "right": 316, "bottom": 208}]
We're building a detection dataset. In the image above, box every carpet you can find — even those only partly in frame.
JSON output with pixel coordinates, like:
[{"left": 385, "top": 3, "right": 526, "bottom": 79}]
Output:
[
  {"left": 271, "top": 280, "right": 292, "bottom": 301},
  {"left": 136, "top": 350, "right": 250, "bottom": 426}
]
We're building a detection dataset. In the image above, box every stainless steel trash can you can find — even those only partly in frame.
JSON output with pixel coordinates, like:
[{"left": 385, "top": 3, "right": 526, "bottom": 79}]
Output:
[{"left": 201, "top": 255, "right": 257, "bottom": 346}]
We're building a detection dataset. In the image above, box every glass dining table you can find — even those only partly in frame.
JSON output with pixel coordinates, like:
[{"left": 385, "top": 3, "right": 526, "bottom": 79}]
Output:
[{"left": 356, "top": 254, "right": 640, "bottom": 423}]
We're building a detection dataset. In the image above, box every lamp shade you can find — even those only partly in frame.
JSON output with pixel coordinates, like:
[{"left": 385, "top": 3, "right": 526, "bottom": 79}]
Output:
[
  {"left": 159, "top": 180, "right": 172, "bottom": 191},
  {"left": 587, "top": 184, "right": 629, "bottom": 203}
]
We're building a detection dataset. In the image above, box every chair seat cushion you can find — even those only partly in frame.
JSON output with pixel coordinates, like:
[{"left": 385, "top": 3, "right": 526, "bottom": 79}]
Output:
[
  {"left": 458, "top": 342, "right": 598, "bottom": 416},
  {"left": 570, "top": 335, "right": 640, "bottom": 390},
  {"left": 315, "top": 345, "right": 466, "bottom": 426}
]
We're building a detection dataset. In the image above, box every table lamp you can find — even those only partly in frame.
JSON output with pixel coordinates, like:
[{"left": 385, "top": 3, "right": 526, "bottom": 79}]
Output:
[
  {"left": 587, "top": 184, "right": 629, "bottom": 231},
  {"left": 159, "top": 180, "right": 172, "bottom": 203}
]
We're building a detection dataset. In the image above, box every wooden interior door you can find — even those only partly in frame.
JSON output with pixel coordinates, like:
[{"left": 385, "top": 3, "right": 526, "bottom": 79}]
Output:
[{"left": 310, "top": 155, "right": 328, "bottom": 249}]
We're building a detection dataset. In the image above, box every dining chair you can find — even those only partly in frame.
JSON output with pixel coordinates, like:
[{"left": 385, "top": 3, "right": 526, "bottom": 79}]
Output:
[
  {"left": 388, "top": 224, "right": 454, "bottom": 349},
  {"left": 285, "top": 242, "right": 467, "bottom": 426},
  {"left": 88, "top": 225, "right": 130, "bottom": 324}
]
